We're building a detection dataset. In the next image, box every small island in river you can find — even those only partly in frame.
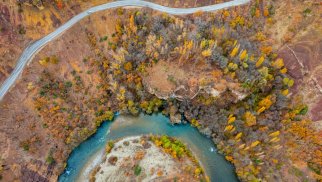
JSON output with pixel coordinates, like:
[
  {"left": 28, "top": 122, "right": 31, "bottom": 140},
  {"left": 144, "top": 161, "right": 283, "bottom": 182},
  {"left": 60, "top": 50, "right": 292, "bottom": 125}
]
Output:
[
  {"left": 89, "top": 135, "right": 207, "bottom": 182},
  {"left": 0, "top": 0, "right": 321, "bottom": 181}
]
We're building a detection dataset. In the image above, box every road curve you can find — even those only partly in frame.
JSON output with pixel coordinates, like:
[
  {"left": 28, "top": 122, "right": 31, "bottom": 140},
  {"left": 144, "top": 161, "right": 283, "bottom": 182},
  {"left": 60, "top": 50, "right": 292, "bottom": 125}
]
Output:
[{"left": 0, "top": 0, "right": 250, "bottom": 100}]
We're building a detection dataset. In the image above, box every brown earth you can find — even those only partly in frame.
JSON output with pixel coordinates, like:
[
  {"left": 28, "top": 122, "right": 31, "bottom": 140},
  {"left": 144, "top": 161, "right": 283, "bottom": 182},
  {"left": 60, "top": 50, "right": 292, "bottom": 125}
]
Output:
[
  {"left": 255, "top": 0, "right": 322, "bottom": 123},
  {"left": 268, "top": 0, "right": 322, "bottom": 178},
  {"left": 0, "top": 9, "right": 118, "bottom": 181},
  {"left": 0, "top": 0, "right": 321, "bottom": 181},
  {"left": 0, "top": 1, "right": 230, "bottom": 180},
  {"left": 143, "top": 59, "right": 244, "bottom": 102},
  {"left": 269, "top": 1, "right": 322, "bottom": 122},
  {"left": 144, "top": 60, "right": 210, "bottom": 98},
  {"left": 279, "top": 37, "right": 322, "bottom": 121},
  {"left": 0, "top": 0, "right": 229, "bottom": 86},
  {"left": 0, "top": 0, "right": 112, "bottom": 85}
]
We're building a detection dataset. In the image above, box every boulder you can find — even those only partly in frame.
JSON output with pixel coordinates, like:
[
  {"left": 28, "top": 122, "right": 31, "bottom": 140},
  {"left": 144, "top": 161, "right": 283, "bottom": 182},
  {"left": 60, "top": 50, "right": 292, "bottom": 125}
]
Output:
[{"left": 108, "top": 156, "right": 118, "bottom": 166}]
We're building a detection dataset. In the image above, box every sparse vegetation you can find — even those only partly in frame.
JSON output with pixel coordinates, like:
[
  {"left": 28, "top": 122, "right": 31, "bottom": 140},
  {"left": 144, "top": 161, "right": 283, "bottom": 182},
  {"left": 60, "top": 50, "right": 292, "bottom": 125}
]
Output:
[
  {"left": 0, "top": 0, "right": 320, "bottom": 181},
  {"left": 133, "top": 165, "right": 142, "bottom": 176},
  {"left": 105, "top": 141, "right": 115, "bottom": 153},
  {"left": 17, "top": 25, "right": 26, "bottom": 35},
  {"left": 27, "top": 5, "right": 321, "bottom": 181},
  {"left": 149, "top": 135, "right": 205, "bottom": 179},
  {"left": 20, "top": 141, "right": 30, "bottom": 151},
  {"left": 46, "top": 152, "right": 55, "bottom": 165}
]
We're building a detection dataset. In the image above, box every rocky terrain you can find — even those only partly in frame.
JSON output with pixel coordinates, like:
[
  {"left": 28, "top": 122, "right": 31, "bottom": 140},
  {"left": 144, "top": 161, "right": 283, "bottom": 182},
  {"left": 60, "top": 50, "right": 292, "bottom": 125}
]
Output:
[
  {"left": 89, "top": 135, "right": 206, "bottom": 182},
  {"left": 0, "top": 0, "right": 321, "bottom": 182}
]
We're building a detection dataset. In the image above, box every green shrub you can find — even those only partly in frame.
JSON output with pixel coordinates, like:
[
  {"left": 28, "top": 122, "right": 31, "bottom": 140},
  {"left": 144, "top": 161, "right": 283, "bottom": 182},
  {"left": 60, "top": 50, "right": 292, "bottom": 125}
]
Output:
[
  {"left": 20, "top": 142, "right": 29, "bottom": 151},
  {"left": 134, "top": 165, "right": 142, "bottom": 176},
  {"left": 46, "top": 153, "right": 55, "bottom": 165},
  {"left": 307, "top": 162, "right": 321, "bottom": 175}
]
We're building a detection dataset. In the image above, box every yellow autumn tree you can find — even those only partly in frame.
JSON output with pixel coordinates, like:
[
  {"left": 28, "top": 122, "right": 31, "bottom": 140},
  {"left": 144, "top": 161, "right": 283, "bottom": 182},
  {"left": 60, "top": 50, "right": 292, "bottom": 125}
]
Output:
[
  {"left": 280, "top": 67, "right": 287, "bottom": 74},
  {"left": 115, "top": 21, "right": 123, "bottom": 35},
  {"left": 239, "top": 50, "right": 248, "bottom": 60},
  {"left": 224, "top": 125, "right": 235, "bottom": 133},
  {"left": 256, "top": 56, "right": 265, "bottom": 67},
  {"left": 269, "top": 137, "right": 280, "bottom": 143},
  {"left": 129, "top": 14, "right": 137, "bottom": 33},
  {"left": 202, "top": 49, "right": 212, "bottom": 57},
  {"left": 225, "top": 155, "right": 234, "bottom": 162},
  {"left": 222, "top": 10, "right": 230, "bottom": 18},
  {"left": 230, "top": 45, "right": 239, "bottom": 57},
  {"left": 282, "top": 89, "right": 289, "bottom": 96},
  {"left": 255, "top": 8, "right": 260, "bottom": 17},
  {"left": 283, "top": 77, "right": 294, "bottom": 87},
  {"left": 263, "top": 7, "right": 269, "bottom": 17},
  {"left": 227, "top": 115, "right": 236, "bottom": 124},
  {"left": 257, "top": 107, "right": 266, "bottom": 114},
  {"left": 260, "top": 46, "right": 272, "bottom": 55},
  {"left": 244, "top": 111, "right": 256, "bottom": 127},
  {"left": 269, "top": 131, "right": 280, "bottom": 137},
  {"left": 224, "top": 125, "right": 234, "bottom": 131},
  {"left": 230, "top": 16, "right": 245, "bottom": 28},
  {"left": 235, "top": 132, "right": 243, "bottom": 140},
  {"left": 258, "top": 95, "right": 273, "bottom": 110},
  {"left": 200, "top": 39, "right": 208, "bottom": 49},
  {"left": 191, "top": 118, "right": 201, "bottom": 128},
  {"left": 250, "top": 141, "right": 260, "bottom": 148},
  {"left": 255, "top": 32, "right": 266, "bottom": 41},
  {"left": 272, "top": 58, "right": 284, "bottom": 69},
  {"left": 123, "top": 62, "right": 133, "bottom": 71}
]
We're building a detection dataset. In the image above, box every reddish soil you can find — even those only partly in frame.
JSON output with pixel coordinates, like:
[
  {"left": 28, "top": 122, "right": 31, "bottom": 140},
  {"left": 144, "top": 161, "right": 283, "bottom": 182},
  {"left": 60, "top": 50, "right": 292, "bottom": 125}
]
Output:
[{"left": 0, "top": 10, "right": 117, "bottom": 181}]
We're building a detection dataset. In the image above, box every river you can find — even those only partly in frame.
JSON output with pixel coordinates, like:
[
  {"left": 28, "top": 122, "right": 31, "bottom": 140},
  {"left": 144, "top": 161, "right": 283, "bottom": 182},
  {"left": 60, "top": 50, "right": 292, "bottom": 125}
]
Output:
[{"left": 59, "top": 113, "right": 239, "bottom": 182}]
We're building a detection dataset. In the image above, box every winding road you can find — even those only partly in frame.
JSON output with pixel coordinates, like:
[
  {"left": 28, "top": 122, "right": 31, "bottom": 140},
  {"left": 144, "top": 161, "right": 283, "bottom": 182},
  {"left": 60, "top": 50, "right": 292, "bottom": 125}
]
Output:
[{"left": 0, "top": 0, "right": 250, "bottom": 100}]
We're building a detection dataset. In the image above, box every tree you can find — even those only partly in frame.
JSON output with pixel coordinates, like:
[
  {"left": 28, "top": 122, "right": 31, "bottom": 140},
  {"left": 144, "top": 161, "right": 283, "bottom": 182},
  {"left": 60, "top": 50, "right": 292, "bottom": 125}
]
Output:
[
  {"left": 129, "top": 15, "right": 137, "bottom": 33},
  {"left": 260, "top": 46, "right": 272, "bottom": 55},
  {"left": 272, "top": 58, "right": 284, "bottom": 69},
  {"left": 283, "top": 77, "right": 294, "bottom": 87},
  {"left": 257, "top": 95, "right": 273, "bottom": 113},
  {"left": 239, "top": 50, "right": 248, "bottom": 61},
  {"left": 227, "top": 115, "right": 236, "bottom": 124},
  {"left": 256, "top": 56, "right": 265, "bottom": 67},
  {"left": 230, "top": 45, "right": 240, "bottom": 57},
  {"left": 123, "top": 62, "right": 133, "bottom": 71},
  {"left": 244, "top": 111, "right": 256, "bottom": 127},
  {"left": 202, "top": 49, "right": 212, "bottom": 57},
  {"left": 46, "top": 152, "right": 55, "bottom": 164},
  {"left": 250, "top": 140, "right": 260, "bottom": 148},
  {"left": 235, "top": 132, "right": 243, "bottom": 140}
]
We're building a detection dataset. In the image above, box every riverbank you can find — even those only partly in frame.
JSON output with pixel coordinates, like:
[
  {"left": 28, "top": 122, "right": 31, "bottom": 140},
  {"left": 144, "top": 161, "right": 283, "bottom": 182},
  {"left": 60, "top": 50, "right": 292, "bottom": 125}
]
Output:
[
  {"left": 0, "top": 1, "right": 252, "bottom": 181},
  {"left": 1, "top": 0, "right": 321, "bottom": 181},
  {"left": 59, "top": 114, "right": 238, "bottom": 182}
]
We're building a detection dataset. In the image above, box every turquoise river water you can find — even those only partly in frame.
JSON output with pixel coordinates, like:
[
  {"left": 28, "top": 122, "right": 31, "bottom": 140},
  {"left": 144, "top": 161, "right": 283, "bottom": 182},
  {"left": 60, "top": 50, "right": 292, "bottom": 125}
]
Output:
[{"left": 58, "top": 113, "right": 238, "bottom": 182}]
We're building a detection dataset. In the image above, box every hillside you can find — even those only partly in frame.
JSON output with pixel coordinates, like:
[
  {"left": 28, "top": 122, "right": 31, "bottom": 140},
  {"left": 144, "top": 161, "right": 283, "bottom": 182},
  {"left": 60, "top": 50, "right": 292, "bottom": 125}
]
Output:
[{"left": 0, "top": 0, "right": 321, "bottom": 181}]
